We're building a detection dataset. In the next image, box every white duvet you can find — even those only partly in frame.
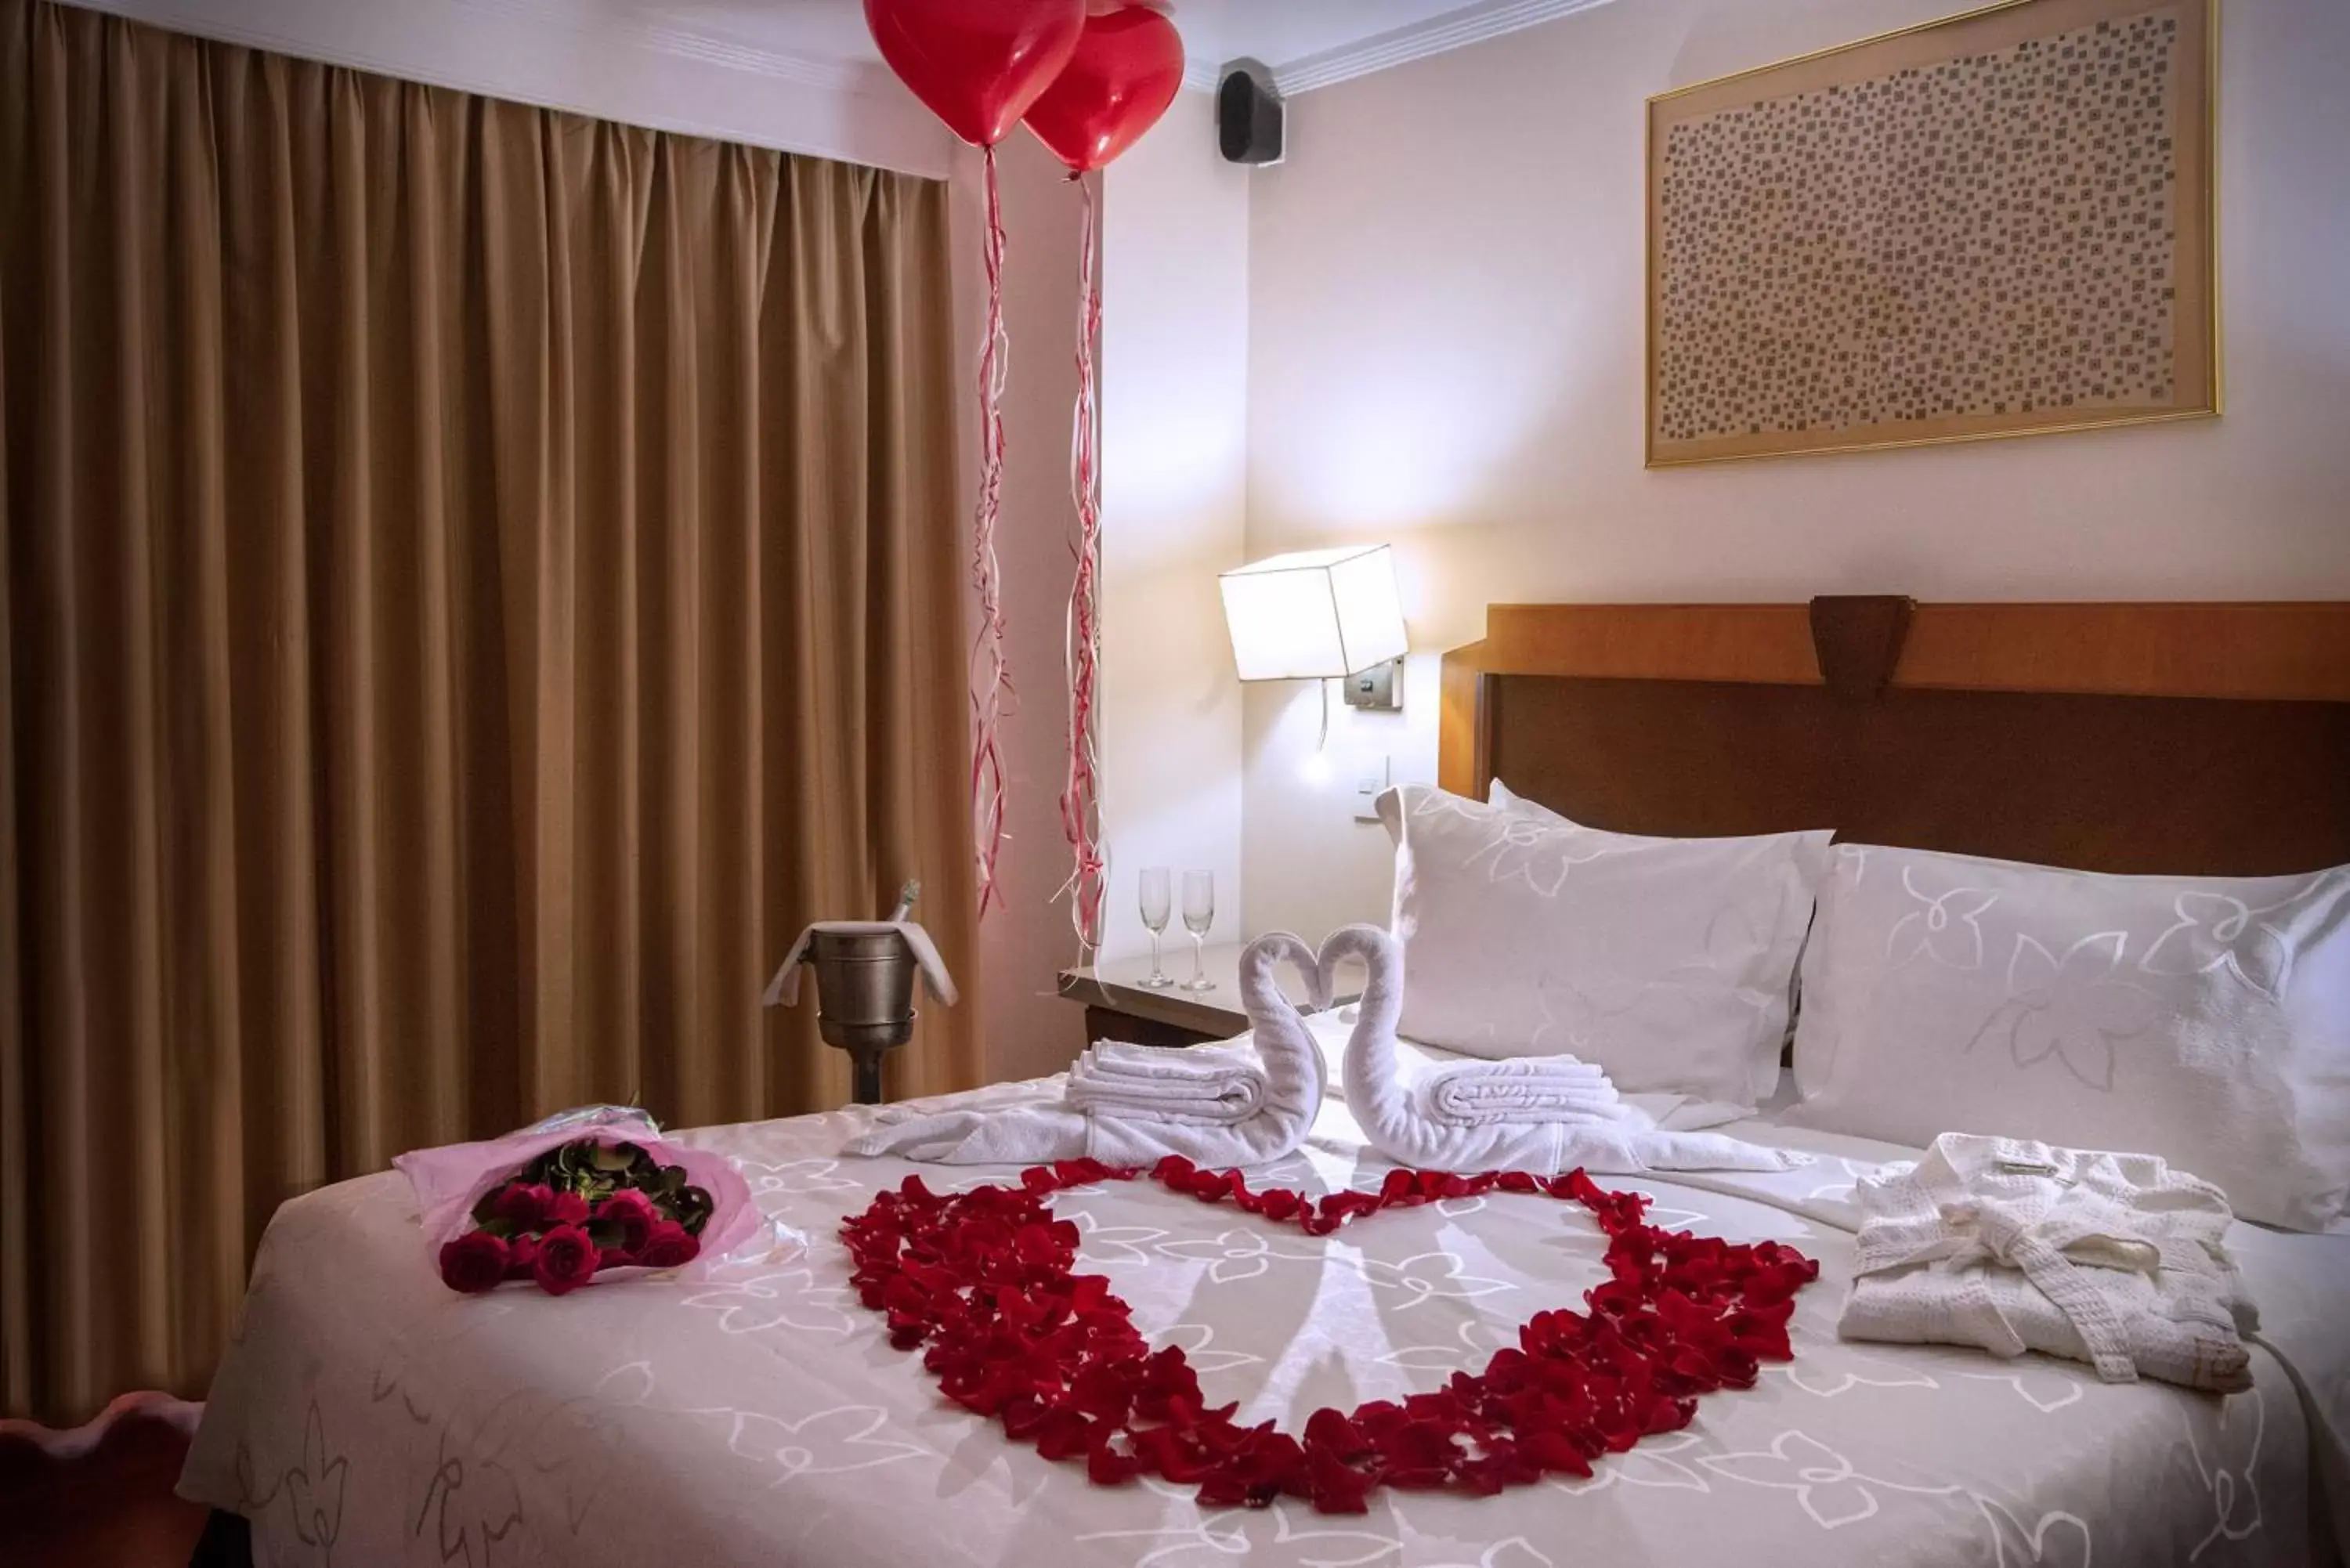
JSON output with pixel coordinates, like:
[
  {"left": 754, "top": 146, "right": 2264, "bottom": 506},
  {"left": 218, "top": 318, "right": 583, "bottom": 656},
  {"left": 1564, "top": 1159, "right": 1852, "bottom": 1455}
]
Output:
[{"left": 183, "top": 1029, "right": 2350, "bottom": 1568}]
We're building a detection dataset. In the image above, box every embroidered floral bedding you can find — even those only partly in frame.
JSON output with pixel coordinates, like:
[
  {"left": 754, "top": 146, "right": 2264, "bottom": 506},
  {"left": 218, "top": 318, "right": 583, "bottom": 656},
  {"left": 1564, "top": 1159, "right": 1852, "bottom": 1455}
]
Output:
[{"left": 183, "top": 1075, "right": 2350, "bottom": 1568}]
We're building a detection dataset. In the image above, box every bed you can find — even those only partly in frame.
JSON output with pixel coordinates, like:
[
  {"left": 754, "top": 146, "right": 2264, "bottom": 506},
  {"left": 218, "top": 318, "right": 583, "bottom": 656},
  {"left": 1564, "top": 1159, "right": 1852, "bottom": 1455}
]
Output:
[{"left": 182, "top": 598, "right": 2350, "bottom": 1567}]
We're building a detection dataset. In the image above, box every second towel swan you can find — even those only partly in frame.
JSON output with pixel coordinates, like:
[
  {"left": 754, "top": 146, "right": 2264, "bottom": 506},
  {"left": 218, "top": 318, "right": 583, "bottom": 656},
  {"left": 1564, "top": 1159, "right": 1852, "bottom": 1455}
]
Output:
[{"left": 1325, "top": 923, "right": 1806, "bottom": 1175}]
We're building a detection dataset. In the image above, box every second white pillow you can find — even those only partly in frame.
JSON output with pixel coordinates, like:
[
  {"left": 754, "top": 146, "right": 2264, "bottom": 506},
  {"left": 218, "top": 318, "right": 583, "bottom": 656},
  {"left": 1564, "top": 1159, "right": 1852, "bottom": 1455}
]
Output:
[
  {"left": 1376, "top": 782, "right": 1831, "bottom": 1109},
  {"left": 1788, "top": 842, "right": 2350, "bottom": 1231}
]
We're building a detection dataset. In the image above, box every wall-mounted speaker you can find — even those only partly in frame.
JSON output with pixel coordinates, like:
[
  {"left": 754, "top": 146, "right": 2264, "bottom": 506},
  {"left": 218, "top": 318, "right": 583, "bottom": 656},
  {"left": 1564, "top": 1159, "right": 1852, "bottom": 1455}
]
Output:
[{"left": 1217, "top": 60, "right": 1283, "bottom": 166}]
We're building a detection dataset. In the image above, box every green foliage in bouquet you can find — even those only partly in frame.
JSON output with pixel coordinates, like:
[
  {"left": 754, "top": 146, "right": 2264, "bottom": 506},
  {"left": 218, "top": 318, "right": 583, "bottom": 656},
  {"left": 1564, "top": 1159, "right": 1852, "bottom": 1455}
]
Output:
[{"left": 467, "top": 1140, "right": 715, "bottom": 1250}]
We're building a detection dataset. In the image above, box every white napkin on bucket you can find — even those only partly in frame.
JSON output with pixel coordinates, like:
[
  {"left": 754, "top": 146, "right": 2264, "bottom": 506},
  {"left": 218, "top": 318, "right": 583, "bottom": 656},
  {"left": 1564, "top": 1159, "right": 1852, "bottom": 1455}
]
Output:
[{"left": 761, "top": 921, "right": 957, "bottom": 1009}]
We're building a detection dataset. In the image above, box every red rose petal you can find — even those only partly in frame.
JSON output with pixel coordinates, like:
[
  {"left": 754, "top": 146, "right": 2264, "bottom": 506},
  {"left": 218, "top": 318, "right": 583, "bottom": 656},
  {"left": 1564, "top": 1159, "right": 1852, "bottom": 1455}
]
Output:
[
  {"left": 1303, "top": 1407, "right": 1370, "bottom": 1459},
  {"left": 1256, "top": 1189, "right": 1302, "bottom": 1223},
  {"left": 1522, "top": 1429, "right": 1595, "bottom": 1477},
  {"left": 1307, "top": 1445, "right": 1372, "bottom": 1513},
  {"left": 1087, "top": 1440, "right": 1144, "bottom": 1485}
]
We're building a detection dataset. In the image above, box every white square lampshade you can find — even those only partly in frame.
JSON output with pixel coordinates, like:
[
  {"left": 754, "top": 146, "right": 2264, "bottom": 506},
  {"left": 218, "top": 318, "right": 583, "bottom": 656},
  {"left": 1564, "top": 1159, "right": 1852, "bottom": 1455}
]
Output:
[{"left": 1218, "top": 544, "right": 1408, "bottom": 681}]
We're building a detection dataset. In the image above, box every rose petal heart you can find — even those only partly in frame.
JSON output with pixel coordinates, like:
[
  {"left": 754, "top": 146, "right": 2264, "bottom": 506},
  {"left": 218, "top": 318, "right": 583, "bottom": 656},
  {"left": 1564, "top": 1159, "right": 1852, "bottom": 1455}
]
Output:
[
  {"left": 843, "top": 1156, "right": 1818, "bottom": 1513},
  {"left": 865, "top": 0, "right": 1087, "bottom": 150},
  {"left": 1023, "top": 4, "right": 1187, "bottom": 173}
]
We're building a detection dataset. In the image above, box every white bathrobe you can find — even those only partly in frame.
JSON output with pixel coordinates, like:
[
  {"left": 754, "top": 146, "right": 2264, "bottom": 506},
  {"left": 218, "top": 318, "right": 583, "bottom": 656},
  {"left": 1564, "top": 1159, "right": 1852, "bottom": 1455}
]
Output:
[{"left": 1838, "top": 1132, "right": 2258, "bottom": 1393}]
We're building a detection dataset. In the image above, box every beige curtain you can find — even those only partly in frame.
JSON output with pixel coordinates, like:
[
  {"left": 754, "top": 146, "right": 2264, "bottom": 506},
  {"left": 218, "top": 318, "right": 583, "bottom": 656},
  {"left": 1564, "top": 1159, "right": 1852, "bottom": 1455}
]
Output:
[{"left": 0, "top": 0, "right": 981, "bottom": 1426}]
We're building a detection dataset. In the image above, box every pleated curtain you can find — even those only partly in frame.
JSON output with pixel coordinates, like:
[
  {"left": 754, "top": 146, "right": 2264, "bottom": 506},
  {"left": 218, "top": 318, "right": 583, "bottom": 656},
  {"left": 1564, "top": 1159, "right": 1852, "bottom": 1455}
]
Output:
[{"left": 0, "top": 0, "right": 981, "bottom": 1425}]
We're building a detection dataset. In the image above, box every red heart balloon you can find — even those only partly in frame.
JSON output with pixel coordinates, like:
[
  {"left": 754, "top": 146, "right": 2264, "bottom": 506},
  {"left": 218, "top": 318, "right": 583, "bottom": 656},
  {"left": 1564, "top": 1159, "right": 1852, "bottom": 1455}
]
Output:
[
  {"left": 866, "top": 0, "right": 1088, "bottom": 150},
  {"left": 1023, "top": 4, "right": 1188, "bottom": 172}
]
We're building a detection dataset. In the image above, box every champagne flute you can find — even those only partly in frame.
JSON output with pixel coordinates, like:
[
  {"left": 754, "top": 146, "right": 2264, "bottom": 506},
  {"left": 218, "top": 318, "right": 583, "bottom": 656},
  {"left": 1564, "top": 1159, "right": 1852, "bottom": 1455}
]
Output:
[
  {"left": 1180, "top": 870, "right": 1216, "bottom": 992},
  {"left": 1137, "top": 868, "right": 1175, "bottom": 989}
]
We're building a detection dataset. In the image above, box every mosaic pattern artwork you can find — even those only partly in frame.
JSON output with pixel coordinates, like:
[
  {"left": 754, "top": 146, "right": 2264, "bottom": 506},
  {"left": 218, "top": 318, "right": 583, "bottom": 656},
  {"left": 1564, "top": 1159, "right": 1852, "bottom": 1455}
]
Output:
[{"left": 1647, "top": 0, "right": 2214, "bottom": 463}]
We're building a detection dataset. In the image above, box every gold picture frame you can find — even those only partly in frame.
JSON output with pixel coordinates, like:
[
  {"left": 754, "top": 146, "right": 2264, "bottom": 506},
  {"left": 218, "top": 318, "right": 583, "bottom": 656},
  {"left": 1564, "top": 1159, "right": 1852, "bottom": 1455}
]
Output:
[{"left": 1645, "top": 0, "right": 2219, "bottom": 467}]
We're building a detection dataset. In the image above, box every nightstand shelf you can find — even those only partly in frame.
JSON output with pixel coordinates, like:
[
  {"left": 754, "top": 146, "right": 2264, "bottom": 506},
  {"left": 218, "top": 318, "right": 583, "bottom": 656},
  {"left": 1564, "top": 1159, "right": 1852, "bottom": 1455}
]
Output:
[{"left": 1056, "top": 944, "right": 1353, "bottom": 1048}]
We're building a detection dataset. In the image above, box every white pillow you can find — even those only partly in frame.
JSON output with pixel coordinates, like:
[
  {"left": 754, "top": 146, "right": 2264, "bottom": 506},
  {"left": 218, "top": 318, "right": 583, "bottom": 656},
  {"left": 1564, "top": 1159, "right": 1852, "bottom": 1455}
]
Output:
[
  {"left": 1376, "top": 783, "right": 1831, "bottom": 1109},
  {"left": 1790, "top": 844, "right": 2350, "bottom": 1231},
  {"left": 1491, "top": 779, "right": 1816, "bottom": 1084}
]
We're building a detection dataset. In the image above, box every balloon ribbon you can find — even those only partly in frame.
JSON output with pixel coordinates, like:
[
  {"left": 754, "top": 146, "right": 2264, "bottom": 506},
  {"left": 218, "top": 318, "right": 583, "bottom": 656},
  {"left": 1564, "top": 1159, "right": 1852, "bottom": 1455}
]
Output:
[
  {"left": 970, "top": 146, "right": 1013, "bottom": 918},
  {"left": 1058, "top": 172, "right": 1107, "bottom": 956}
]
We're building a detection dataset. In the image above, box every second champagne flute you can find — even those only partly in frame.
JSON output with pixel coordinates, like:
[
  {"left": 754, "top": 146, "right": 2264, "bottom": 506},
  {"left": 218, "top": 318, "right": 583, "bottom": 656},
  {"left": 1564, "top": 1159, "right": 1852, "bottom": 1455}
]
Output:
[
  {"left": 1180, "top": 869, "right": 1216, "bottom": 992},
  {"left": 1137, "top": 868, "right": 1175, "bottom": 989}
]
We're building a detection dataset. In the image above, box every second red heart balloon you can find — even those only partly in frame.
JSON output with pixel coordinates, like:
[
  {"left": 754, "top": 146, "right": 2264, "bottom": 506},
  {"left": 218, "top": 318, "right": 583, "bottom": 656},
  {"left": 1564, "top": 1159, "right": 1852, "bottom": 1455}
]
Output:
[
  {"left": 1023, "top": 4, "right": 1188, "bottom": 173},
  {"left": 866, "top": 0, "right": 1088, "bottom": 150}
]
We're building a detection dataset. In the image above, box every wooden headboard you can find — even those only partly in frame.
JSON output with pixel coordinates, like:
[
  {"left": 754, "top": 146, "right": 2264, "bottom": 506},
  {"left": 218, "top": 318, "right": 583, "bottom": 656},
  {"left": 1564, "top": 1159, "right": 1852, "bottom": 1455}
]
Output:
[{"left": 1438, "top": 599, "right": 2350, "bottom": 876}]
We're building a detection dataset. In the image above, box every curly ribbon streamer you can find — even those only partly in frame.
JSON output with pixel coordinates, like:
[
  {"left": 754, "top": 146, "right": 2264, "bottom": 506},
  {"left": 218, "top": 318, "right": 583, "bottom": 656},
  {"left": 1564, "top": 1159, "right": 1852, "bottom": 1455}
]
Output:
[
  {"left": 970, "top": 146, "right": 1013, "bottom": 918},
  {"left": 1057, "top": 172, "right": 1108, "bottom": 957}
]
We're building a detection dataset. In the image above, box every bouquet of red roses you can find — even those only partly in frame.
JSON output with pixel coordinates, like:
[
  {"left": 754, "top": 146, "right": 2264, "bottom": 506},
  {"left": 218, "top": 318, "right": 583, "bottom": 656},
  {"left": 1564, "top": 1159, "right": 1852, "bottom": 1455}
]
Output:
[
  {"left": 436, "top": 1138, "right": 716, "bottom": 1295},
  {"left": 397, "top": 1108, "right": 766, "bottom": 1299}
]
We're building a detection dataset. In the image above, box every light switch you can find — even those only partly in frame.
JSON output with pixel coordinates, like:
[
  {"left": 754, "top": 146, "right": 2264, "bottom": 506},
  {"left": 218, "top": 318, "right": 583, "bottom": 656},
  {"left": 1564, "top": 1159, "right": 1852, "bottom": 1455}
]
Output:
[{"left": 1352, "top": 756, "right": 1390, "bottom": 822}]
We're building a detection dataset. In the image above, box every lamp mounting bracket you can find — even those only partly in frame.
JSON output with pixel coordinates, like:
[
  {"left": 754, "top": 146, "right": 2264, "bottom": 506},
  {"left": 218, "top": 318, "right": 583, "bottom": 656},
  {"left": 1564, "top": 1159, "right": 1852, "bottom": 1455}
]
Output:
[{"left": 1342, "top": 658, "right": 1405, "bottom": 712}]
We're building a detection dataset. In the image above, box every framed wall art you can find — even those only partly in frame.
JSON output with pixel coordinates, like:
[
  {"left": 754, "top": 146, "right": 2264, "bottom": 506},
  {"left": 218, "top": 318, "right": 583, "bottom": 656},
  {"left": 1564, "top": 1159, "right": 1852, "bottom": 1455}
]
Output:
[{"left": 1647, "top": 0, "right": 2218, "bottom": 466}]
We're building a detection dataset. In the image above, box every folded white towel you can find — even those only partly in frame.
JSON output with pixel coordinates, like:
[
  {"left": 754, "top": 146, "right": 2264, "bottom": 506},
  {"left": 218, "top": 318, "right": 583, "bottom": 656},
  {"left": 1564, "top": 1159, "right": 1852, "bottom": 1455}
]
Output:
[
  {"left": 1422, "top": 1057, "right": 1636, "bottom": 1127},
  {"left": 1065, "top": 1039, "right": 1267, "bottom": 1125},
  {"left": 1838, "top": 1133, "right": 2256, "bottom": 1393},
  {"left": 841, "top": 934, "right": 1330, "bottom": 1167},
  {"left": 1323, "top": 924, "right": 1807, "bottom": 1176}
]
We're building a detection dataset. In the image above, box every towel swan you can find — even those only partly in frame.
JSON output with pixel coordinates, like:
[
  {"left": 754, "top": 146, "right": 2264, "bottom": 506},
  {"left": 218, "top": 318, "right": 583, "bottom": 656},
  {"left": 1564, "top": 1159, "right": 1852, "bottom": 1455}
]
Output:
[
  {"left": 1065, "top": 934, "right": 1331, "bottom": 1126},
  {"left": 1321, "top": 923, "right": 1805, "bottom": 1174},
  {"left": 841, "top": 932, "right": 1331, "bottom": 1166}
]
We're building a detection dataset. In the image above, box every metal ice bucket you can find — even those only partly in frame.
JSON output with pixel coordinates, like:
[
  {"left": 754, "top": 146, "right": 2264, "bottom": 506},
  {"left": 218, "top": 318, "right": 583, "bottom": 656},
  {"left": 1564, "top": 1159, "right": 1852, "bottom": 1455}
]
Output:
[{"left": 807, "top": 929, "right": 917, "bottom": 1104}]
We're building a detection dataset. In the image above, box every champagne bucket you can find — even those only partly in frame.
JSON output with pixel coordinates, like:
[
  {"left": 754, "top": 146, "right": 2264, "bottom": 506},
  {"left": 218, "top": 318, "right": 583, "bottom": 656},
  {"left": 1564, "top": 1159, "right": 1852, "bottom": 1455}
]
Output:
[
  {"left": 808, "top": 930, "right": 916, "bottom": 1103},
  {"left": 810, "top": 930, "right": 919, "bottom": 1052},
  {"left": 762, "top": 888, "right": 951, "bottom": 1109}
]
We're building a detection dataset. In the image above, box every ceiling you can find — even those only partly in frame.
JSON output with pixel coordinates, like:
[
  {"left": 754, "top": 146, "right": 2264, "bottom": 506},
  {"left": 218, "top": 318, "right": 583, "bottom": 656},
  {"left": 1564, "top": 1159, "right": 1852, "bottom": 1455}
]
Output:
[{"left": 647, "top": 0, "right": 1611, "bottom": 94}]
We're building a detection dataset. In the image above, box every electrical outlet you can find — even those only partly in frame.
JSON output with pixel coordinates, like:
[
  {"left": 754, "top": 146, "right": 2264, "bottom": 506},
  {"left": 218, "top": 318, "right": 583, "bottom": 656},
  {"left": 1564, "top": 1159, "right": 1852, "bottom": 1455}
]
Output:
[{"left": 1352, "top": 756, "right": 1390, "bottom": 822}]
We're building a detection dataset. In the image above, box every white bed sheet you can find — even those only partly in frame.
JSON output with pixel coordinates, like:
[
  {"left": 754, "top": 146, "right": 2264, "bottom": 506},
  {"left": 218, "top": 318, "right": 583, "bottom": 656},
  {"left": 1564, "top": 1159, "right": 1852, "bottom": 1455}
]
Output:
[{"left": 183, "top": 1063, "right": 2350, "bottom": 1568}]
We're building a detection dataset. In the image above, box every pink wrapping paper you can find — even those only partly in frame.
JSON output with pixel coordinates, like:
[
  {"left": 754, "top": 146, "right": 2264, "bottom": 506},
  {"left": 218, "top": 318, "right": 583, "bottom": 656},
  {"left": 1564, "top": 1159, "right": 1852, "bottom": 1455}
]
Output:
[{"left": 392, "top": 1111, "right": 763, "bottom": 1284}]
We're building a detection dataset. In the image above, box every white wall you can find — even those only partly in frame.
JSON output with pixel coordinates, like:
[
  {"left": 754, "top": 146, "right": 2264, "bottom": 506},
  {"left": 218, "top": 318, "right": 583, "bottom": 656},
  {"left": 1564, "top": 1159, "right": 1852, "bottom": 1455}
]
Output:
[
  {"left": 1099, "top": 97, "right": 1254, "bottom": 964},
  {"left": 1240, "top": 0, "right": 2350, "bottom": 945}
]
